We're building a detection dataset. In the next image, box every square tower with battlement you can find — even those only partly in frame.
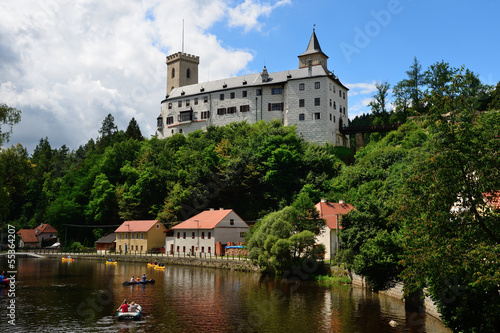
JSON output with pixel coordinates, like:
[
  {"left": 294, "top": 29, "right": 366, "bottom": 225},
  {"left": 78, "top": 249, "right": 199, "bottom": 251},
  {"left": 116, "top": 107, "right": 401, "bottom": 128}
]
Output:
[{"left": 166, "top": 52, "right": 200, "bottom": 94}]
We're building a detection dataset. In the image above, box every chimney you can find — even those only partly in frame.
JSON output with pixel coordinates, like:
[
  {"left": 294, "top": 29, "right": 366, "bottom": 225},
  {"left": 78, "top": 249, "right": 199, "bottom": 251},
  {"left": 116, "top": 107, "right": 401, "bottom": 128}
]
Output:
[
  {"left": 339, "top": 200, "right": 345, "bottom": 204},
  {"left": 219, "top": 208, "right": 224, "bottom": 210},
  {"left": 209, "top": 208, "right": 214, "bottom": 211},
  {"left": 320, "top": 199, "right": 327, "bottom": 203}
]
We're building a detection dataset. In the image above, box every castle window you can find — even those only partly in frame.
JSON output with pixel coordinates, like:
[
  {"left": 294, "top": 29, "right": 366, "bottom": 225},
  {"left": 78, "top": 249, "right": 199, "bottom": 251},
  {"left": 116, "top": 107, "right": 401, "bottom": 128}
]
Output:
[
  {"left": 166, "top": 116, "right": 174, "bottom": 125},
  {"left": 242, "top": 90, "right": 247, "bottom": 97},
  {"left": 186, "top": 99, "right": 190, "bottom": 107},
  {"left": 299, "top": 99, "right": 305, "bottom": 107},
  {"left": 227, "top": 107, "right": 236, "bottom": 114},
  {"left": 230, "top": 92, "right": 235, "bottom": 99},
  {"left": 343, "top": 92, "right": 346, "bottom": 99},
  {"left": 178, "top": 101, "right": 182, "bottom": 107},
  {"left": 179, "top": 129, "right": 183, "bottom": 133},
  {"left": 268, "top": 103, "right": 283, "bottom": 111},
  {"left": 217, "top": 108, "right": 226, "bottom": 115},
  {"left": 315, "top": 82, "right": 320, "bottom": 89},
  {"left": 330, "top": 99, "right": 332, "bottom": 107},
  {"left": 178, "top": 110, "right": 193, "bottom": 122},
  {"left": 333, "top": 85, "right": 336, "bottom": 93},
  {"left": 201, "top": 111, "right": 210, "bottom": 119},
  {"left": 315, "top": 98, "right": 320, "bottom": 106},
  {"left": 186, "top": 68, "right": 190, "bottom": 79},
  {"left": 334, "top": 116, "right": 336, "bottom": 123},
  {"left": 171, "top": 68, "right": 175, "bottom": 78},
  {"left": 204, "top": 96, "right": 208, "bottom": 103},
  {"left": 299, "top": 83, "right": 305, "bottom": 90},
  {"left": 220, "top": 94, "right": 224, "bottom": 101},
  {"left": 334, "top": 101, "right": 336, "bottom": 109},
  {"left": 240, "top": 105, "right": 250, "bottom": 112},
  {"left": 194, "top": 98, "right": 198, "bottom": 105},
  {"left": 271, "top": 88, "right": 282, "bottom": 95},
  {"left": 330, "top": 113, "right": 332, "bottom": 121},
  {"left": 314, "top": 112, "right": 321, "bottom": 120},
  {"left": 256, "top": 89, "right": 262, "bottom": 96},
  {"left": 299, "top": 113, "right": 305, "bottom": 121},
  {"left": 339, "top": 90, "right": 342, "bottom": 97},
  {"left": 168, "top": 103, "right": 172, "bottom": 109}
]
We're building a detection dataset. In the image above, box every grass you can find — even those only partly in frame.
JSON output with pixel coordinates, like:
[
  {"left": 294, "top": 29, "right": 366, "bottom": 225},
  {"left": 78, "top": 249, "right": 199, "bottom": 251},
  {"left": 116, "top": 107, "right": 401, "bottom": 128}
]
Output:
[{"left": 313, "top": 274, "right": 352, "bottom": 285}]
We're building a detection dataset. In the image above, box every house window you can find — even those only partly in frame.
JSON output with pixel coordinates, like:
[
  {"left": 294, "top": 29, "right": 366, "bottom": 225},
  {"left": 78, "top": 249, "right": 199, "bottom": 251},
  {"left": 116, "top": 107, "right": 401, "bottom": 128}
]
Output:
[
  {"left": 269, "top": 103, "right": 283, "bottom": 111},
  {"left": 208, "top": 232, "right": 211, "bottom": 239},
  {"left": 299, "top": 99, "right": 305, "bottom": 107},
  {"left": 177, "top": 232, "right": 180, "bottom": 239},
  {"left": 240, "top": 232, "right": 245, "bottom": 238},
  {"left": 191, "top": 246, "right": 194, "bottom": 253},
  {"left": 140, "top": 245, "right": 143, "bottom": 251},
  {"left": 299, "top": 83, "right": 305, "bottom": 90},
  {"left": 201, "top": 232, "right": 205, "bottom": 239},
  {"left": 271, "top": 88, "right": 282, "bottom": 95},
  {"left": 131, "top": 233, "right": 134, "bottom": 239},
  {"left": 240, "top": 105, "right": 250, "bottom": 112},
  {"left": 136, "top": 245, "right": 139, "bottom": 251},
  {"left": 256, "top": 89, "right": 262, "bottom": 96},
  {"left": 299, "top": 113, "right": 305, "bottom": 121},
  {"left": 201, "top": 246, "right": 205, "bottom": 253},
  {"left": 217, "top": 108, "right": 226, "bottom": 115},
  {"left": 315, "top": 98, "right": 320, "bottom": 106},
  {"left": 314, "top": 112, "right": 321, "bottom": 120},
  {"left": 168, "top": 102, "right": 172, "bottom": 109},
  {"left": 204, "top": 96, "right": 208, "bottom": 103},
  {"left": 220, "top": 94, "right": 224, "bottom": 101},
  {"left": 192, "top": 232, "right": 195, "bottom": 239},
  {"left": 227, "top": 107, "right": 236, "bottom": 114},
  {"left": 156, "top": 224, "right": 159, "bottom": 229},
  {"left": 119, "top": 245, "right": 122, "bottom": 251},
  {"left": 230, "top": 92, "right": 235, "bottom": 99},
  {"left": 183, "top": 232, "right": 186, "bottom": 239},
  {"left": 183, "top": 246, "right": 186, "bottom": 252},
  {"left": 208, "top": 246, "right": 211, "bottom": 253},
  {"left": 136, "top": 233, "right": 140, "bottom": 239},
  {"left": 118, "top": 234, "right": 122, "bottom": 239},
  {"left": 201, "top": 111, "right": 210, "bottom": 119},
  {"left": 230, "top": 219, "right": 234, "bottom": 225},
  {"left": 315, "top": 82, "right": 320, "bottom": 89},
  {"left": 194, "top": 98, "right": 198, "bottom": 105},
  {"left": 242, "top": 90, "right": 247, "bottom": 97},
  {"left": 125, "top": 234, "right": 127, "bottom": 239},
  {"left": 141, "top": 233, "right": 144, "bottom": 239},
  {"left": 176, "top": 246, "right": 179, "bottom": 252}
]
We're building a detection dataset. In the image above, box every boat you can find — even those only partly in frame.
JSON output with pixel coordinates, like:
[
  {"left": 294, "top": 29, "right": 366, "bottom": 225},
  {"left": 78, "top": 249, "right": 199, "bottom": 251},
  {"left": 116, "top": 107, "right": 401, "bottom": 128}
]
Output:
[
  {"left": 147, "top": 262, "right": 158, "bottom": 268},
  {"left": 105, "top": 259, "right": 117, "bottom": 264},
  {"left": 122, "top": 279, "right": 155, "bottom": 286},
  {"left": 61, "top": 257, "right": 75, "bottom": 262},
  {"left": 117, "top": 304, "right": 142, "bottom": 320},
  {"left": 154, "top": 265, "right": 165, "bottom": 270}
]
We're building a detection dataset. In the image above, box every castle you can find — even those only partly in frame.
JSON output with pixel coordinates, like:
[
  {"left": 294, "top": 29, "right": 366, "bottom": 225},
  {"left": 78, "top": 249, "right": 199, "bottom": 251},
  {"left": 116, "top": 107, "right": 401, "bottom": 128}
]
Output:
[{"left": 157, "top": 30, "right": 349, "bottom": 147}]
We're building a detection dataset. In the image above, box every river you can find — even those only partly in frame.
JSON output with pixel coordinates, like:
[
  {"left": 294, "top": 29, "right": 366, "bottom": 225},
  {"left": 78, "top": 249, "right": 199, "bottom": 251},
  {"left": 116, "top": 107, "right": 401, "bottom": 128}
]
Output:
[{"left": 0, "top": 257, "right": 450, "bottom": 332}]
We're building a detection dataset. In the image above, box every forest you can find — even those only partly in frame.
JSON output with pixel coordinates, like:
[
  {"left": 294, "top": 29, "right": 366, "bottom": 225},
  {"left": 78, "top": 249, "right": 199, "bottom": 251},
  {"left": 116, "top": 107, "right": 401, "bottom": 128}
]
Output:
[{"left": 1, "top": 59, "right": 499, "bottom": 332}]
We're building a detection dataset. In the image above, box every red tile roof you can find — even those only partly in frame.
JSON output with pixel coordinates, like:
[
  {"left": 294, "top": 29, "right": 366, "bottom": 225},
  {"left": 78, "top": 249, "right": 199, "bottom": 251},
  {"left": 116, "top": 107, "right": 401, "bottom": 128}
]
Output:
[
  {"left": 17, "top": 229, "right": 39, "bottom": 244},
  {"left": 34, "top": 223, "right": 58, "bottom": 235},
  {"left": 484, "top": 191, "right": 500, "bottom": 210},
  {"left": 172, "top": 209, "right": 236, "bottom": 230},
  {"left": 315, "top": 201, "right": 355, "bottom": 230},
  {"left": 115, "top": 220, "right": 160, "bottom": 232}
]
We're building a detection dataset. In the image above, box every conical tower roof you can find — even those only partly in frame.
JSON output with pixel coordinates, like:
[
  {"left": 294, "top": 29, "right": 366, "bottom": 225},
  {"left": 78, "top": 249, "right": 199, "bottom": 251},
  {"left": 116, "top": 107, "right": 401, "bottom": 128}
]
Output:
[{"left": 298, "top": 29, "right": 328, "bottom": 58}]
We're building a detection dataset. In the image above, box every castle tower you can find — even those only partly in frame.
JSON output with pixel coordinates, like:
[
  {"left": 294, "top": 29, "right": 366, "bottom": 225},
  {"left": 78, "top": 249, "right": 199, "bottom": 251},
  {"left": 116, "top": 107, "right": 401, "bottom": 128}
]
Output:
[
  {"left": 166, "top": 52, "right": 200, "bottom": 94},
  {"left": 298, "top": 29, "right": 328, "bottom": 69}
]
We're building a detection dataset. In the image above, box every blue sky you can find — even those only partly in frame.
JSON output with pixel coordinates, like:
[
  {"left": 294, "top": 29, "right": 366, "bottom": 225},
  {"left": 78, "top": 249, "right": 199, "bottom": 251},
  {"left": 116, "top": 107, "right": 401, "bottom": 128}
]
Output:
[{"left": 1, "top": 0, "right": 499, "bottom": 153}]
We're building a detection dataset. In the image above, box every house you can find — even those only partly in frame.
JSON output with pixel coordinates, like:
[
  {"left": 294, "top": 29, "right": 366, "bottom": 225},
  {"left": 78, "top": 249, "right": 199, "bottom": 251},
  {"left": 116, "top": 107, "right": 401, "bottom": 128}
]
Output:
[
  {"left": 115, "top": 220, "right": 167, "bottom": 254},
  {"left": 95, "top": 233, "right": 116, "bottom": 254},
  {"left": 157, "top": 29, "right": 350, "bottom": 147},
  {"left": 166, "top": 208, "right": 249, "bottom": 255},
  {"left": 17, "top": 223, "right": 58, "bottom": 248},
  {"left": 315, "top": 199, "right": 355, "bottom": 260}
]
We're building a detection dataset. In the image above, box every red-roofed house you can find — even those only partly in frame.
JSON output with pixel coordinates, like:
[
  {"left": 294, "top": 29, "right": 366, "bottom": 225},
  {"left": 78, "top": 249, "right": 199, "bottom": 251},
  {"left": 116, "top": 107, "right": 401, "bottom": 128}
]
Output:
[
  {"left": 17, "top": 223, "right": 58, "bottom": 248},
  {"left": 315, "top": 199, "right": 355, "bottom": 259},
  {"left": 484, "top": 191, "right": 500, "bottom": 211},
  {"left": 115, "top": 220, "right": 167, "bottom": 254},
  {"left": 166, "top": 208, "right": 249, "bottom": 255}
]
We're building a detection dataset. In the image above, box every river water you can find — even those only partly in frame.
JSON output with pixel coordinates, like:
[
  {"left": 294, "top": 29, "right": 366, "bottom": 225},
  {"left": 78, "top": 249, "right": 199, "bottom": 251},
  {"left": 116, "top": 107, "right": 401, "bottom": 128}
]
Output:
[{"left": 0, "top": 257, "right": 450, "bottom": 332}]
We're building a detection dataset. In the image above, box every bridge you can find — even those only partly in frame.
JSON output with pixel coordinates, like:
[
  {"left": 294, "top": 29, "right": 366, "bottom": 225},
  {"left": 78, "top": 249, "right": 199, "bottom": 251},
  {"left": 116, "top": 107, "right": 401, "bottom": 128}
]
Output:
[
  {"left": 0, "top": 252, "right": 46, "bottom": 258},
  {"left": 340, "top": 123, "right": 402, "bottom": 150}
]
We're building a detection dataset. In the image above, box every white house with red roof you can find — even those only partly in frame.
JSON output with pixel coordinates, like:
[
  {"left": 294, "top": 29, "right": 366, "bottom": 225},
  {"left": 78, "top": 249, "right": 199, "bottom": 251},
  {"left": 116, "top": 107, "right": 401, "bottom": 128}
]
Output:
[
  {"left": 315, "top": 199, "right": 355, "bottom": 259},
  {"left": 17, "top": 223, "right": 58, "bottom": 248},
  {"left": 115, "top": 220, "right": 167, "bottom": 254},
  {"left": 166, "top": 208, "right": 249, "bottom": 255}
]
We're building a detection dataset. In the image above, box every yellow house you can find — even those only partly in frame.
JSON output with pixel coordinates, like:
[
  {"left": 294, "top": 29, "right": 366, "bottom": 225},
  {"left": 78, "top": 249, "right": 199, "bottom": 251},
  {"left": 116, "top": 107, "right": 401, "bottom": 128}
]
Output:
[{"left": 115, "top": 220, "right": 166, "bottom": 254}]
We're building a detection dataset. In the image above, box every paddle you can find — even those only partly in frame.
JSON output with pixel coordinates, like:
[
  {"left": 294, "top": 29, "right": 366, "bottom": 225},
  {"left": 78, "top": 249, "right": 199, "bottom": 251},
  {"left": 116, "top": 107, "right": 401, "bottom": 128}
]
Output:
[{"left": 116, "top": 299, "right": 126, "bottom": 312}]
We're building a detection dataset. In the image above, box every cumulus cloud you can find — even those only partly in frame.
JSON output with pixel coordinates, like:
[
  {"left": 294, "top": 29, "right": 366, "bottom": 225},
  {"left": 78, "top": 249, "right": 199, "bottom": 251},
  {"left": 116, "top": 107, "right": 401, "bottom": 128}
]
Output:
[
  {"left": 345, "top": 81, "right": 378, "bottom": 96},
  {"left": 0, "top": 0, "right": 285, "bottom": 152}
]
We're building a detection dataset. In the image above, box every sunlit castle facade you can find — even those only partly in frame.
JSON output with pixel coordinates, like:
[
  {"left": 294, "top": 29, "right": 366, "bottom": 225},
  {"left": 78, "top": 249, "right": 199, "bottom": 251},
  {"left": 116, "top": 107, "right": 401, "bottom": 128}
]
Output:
[{"left": 157, "top": 30, "right": 349, "bottom": 147}]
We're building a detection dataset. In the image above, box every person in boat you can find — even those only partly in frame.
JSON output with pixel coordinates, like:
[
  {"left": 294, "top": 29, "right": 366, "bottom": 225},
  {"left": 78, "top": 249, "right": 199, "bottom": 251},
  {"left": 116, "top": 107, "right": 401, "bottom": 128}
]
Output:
[
  {"left": 154, "top": 260, "right": 157, "bottom": 265},
  {"left": 130, "top": 277, "right": 135, "bottom": 282},
  {"left": 136, "top": 276, "right": 141, "bottom": 282},
  {"left": 117, "top": 300, "right": 128, "bottom": 313},
  {"left": 129, "top": 301, "right": 138, "bottom": 312},
  {"left": 142, "top": 273, "right": 147, "bottom": 282},
  {"left": 0, "top": 271, "right": 4, "bottom": 282}
]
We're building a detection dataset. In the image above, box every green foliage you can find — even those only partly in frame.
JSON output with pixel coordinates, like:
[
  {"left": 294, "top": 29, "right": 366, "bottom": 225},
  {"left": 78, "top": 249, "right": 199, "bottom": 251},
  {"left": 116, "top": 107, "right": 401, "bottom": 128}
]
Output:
[{"left": 0, "top": 103, "right": 21, "bottom": 146}]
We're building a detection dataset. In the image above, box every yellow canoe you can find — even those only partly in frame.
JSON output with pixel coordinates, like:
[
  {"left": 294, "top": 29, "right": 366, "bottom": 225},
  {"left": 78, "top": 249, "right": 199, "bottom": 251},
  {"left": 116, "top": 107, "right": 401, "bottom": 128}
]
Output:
[
  {"left": 62, "top": 257, "right": 74, "bottom": 262},
  {"left": 105, "top": 260, "right": 117, "bottom": 264},
  {"left": 154, "top": 265, "right": 165, "bottom": 270}
]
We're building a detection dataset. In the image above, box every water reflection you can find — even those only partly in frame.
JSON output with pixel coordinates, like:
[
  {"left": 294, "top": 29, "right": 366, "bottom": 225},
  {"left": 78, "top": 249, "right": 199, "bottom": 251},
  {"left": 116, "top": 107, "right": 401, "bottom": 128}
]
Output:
[{"left": 0, "top": 258, "right": 449, "bottom": 332}]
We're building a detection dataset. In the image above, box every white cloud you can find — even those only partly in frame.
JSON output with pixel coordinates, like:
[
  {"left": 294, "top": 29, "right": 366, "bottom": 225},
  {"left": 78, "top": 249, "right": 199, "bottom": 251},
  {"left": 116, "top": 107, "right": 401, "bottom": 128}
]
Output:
[
  {"left": 227, "top": 0, "right": 291, "bottom": 32},
  {"left": 345, "top": 81, "right": 378, "bottom": 96},
  {"left": 0, "top": 0, "right": 286, "bottom": 152}
]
